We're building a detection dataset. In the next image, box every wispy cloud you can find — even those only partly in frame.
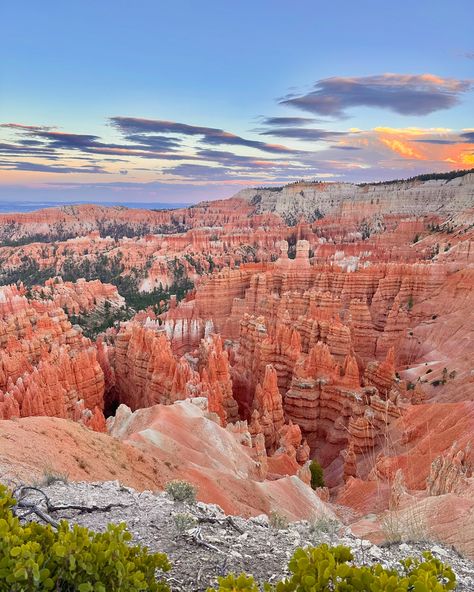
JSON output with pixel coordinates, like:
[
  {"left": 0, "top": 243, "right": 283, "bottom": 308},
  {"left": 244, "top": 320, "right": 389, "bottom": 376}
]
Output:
[
  {"left": 1, "top": 86, "right": 473, "bottom": 201},
  {"left": 0, "top": 124, "right": 192, "bottom": 160},
  {"left": 280, "top": 74, "right": 472, "bottom": 118},
  {"left": 461, "top": 131, "right": 474, "bottom": 142},
  {"left": 110, "top": 116, "right": 298, "bottom": 154},
  {"left": 0, "top": 161, "right": 108, "bottom": 174},
  {"left": 259, "top": 116, "right": 319, "bottom": 126},
  {"left": 163, "top": 156, "right": 316, "bottom": 182},
  {"left": 330, "top": 145, "right": 362, "bottom": 150},
  {"left": 0, "top": 141, "right": 58, "bottom": 157},
  {"left": 258, "top": 127, "right": 345, "bottom": 142},
  {"left": 196, "top": 148, "right": 284, "bottom": 167}
]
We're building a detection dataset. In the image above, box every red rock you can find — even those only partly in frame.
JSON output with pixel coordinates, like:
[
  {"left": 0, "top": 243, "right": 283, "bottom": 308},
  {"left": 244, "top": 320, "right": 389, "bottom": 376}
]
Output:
[
  {"left": 198, "top": 334, "right": 239, "bottom": 424},
  {"left": 426, "top": 442, "right": 472, "bottom": 496},
  {"left": 0, "top": 284, "right": 105, "bottom": 429},
  {"left": 342, "top": 442, "right": 358, "bottom": 481},
  {"left": 108, "top": 323, "right": 201, "bottom": 409},
  {"left": 253, "top": 365, "right": 285, "bottom": 452},
  {"left": 106, "top": 399, "right": 334, "bottom": 520}
]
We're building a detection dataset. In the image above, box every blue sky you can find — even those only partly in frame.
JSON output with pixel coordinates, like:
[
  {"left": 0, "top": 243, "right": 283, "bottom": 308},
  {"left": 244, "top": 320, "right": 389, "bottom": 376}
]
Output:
[{"left": 0, "top": 0, "right": 473, "bottom": 203}]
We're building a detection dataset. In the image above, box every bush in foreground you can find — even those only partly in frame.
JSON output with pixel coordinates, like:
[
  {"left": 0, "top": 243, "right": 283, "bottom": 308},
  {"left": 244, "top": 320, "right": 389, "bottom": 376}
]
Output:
[
  {"left": 0, "top": 484, "right": 170, "bottom": 592},
  {"left": 209, "top": 544, "right": 456, "bottom": 592}
]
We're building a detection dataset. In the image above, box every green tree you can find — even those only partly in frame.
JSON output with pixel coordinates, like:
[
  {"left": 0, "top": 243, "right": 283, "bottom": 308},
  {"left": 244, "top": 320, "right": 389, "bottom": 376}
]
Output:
[{"left": 309, "top": 459, "right": 325, "bottom": 489}]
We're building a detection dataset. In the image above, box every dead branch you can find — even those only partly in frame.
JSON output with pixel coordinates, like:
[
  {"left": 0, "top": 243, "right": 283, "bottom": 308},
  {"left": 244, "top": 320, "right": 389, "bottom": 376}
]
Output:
[
  {"left": 11, "top": 484, "right": 132, "bottom": 528},
  {"left": 196, "top": 513, "right": 245, "bottom": 534},
  {"left": 187, "top": 526, "right": 222, "bottom": 553},
  {"left": 50, "top": 501, "right": 133, "bottom": 514}
]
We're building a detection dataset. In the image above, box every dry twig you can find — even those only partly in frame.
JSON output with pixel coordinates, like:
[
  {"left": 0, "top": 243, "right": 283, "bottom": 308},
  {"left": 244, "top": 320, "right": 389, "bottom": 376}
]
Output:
[{"left": 11, "top": 485, "right": 132, "bottom": 528}]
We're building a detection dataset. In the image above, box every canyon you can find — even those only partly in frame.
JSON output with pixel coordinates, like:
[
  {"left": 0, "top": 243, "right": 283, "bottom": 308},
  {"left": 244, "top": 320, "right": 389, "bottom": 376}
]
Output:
[{"left": 0, "top": 171, "right": 473, "bottom": 557}]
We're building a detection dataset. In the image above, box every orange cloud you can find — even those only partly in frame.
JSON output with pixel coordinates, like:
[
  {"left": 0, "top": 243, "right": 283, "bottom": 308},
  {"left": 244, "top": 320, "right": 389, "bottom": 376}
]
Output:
[
  {"left": 380, "top": 138, "right": 424, "bottom": 159},
  {"left": 374, "top": 126, "right": 452, "bottom": 135},
  {"left": 461, "top": 153, "right": 474, "bottom": 165},
  {"left": 373, "top": 127, "right": 474, "bottom": 166}
]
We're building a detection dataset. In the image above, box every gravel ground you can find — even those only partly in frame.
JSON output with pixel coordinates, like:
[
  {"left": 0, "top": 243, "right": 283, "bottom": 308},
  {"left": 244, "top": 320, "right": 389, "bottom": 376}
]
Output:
[{"left": 12, "top": 481, "right": 474, "bottom": 591}]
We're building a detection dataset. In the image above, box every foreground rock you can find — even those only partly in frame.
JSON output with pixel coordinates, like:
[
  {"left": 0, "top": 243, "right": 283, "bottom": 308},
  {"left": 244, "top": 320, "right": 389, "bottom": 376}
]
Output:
[
  {"left": 0, "top": 399, "right": 332, "bottom": 521},
  {"left": 15, "top": 480, "right": 474, "bottom": 592}
]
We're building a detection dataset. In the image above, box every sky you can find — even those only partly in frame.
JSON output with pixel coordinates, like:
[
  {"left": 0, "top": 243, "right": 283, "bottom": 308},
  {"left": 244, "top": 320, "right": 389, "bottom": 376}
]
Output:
[{"left": 0, "top": 0, "right": 473, "bottom": 204}]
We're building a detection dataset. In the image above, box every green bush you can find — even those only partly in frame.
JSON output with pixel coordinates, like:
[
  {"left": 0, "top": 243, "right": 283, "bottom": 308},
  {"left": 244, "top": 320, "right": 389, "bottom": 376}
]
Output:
[
  {"left": 209, "top": 544, "right": 456, "bottom": 592},
  {"left": 0, "top": 484, "right": 170, "bottom": 591},
  {"left": 309, "top": 460, "right": 325, "bottom": 489},
  {"left": 173, "top": 512, "right": 197, "bottom": 533},
  {"left": 165, "top": 480, "right": 197, "bottom": 503},
  {"left": 274, "top": 545, "right": 455, "bottom": 592},
  {"left": 209, "top": 573, "right": 259, "bottom": 592}
]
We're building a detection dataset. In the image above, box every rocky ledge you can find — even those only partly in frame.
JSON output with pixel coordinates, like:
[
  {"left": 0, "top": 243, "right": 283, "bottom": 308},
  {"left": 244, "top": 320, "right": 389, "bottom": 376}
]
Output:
[{"left": 13, "top": 480, "right": 474, "bottom": 592}]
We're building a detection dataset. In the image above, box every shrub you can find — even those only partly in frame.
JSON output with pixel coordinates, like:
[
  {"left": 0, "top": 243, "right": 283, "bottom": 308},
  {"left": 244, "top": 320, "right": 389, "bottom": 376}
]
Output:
[
  {"left": 165, "top": 480, "right": 197, "bottom": 503},
  {"left": 309, "top": 460, "right": 325, "bottom": 489},
  {"left": 208, "top": 573, "right": 259, "bottom": 591},
  {"left": 275, "top": 545, "right": 455, "bottom": 592},
  {"left": 0, "top": 484, "right": 171, "bottom": 591},
  {"left": 173, "top": 512, "right": 197, "bottom": 533},
  {"left": 209, "top": 544, "right": 456, "bottom": 591},
  {"left": 35, "top": 467, "right": 69, "bottom": 487},
  {"left": 309, "top": 516, "right": 339, "bottom": 543},
  {"left": 269, "top": 511, "right": 289, "bottom": 530}
]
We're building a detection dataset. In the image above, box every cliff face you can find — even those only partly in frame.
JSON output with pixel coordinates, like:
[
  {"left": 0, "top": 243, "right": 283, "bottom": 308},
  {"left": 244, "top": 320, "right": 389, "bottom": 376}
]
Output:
[
  {"left": 0, "top": 198, "right": 278, "bottom": 245},
  {"left": 40, "top": 276, "right": 126, "bottom": 315},
  {"left": 235, "top": 173, "right": 474, "bottom": 223},
  {"left": 105, "top": 323, "right": 201, "bottom": 410},
  {"left": 0, "top": 174, "right": 472, "bottom": 245}
]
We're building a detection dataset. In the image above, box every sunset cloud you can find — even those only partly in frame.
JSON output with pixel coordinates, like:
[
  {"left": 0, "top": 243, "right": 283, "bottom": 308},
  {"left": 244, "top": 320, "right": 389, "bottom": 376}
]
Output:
[
  {"left": 280, "top": 74, "right": 472, "bottom": 118},
  {"left": 0, "top": 124, "right": 198, "bottom": 161},
  {"left": 1, "top": 115, "right": 473, "bottom": 197},
  {"left": 0, "top": 161, "right": 108, "bottom": 174},
  {"left": 379, "top": 138, "right": 423, "bottom": 159}
]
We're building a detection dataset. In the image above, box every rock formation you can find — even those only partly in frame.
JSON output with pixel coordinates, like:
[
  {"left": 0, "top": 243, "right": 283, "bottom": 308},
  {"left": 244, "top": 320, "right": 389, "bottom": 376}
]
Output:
[
  {"left": 1, "top": 170, "right": 473, "bottom": 556},
  {"left": 0, "top": 284, "right": 105, "bottom": 429}
]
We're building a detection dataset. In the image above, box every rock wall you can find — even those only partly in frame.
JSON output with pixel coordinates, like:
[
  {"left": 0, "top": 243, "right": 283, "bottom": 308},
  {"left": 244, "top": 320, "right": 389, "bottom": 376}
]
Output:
[{"left": 236, "top": 173, "right": 474, "bottom": 222}]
